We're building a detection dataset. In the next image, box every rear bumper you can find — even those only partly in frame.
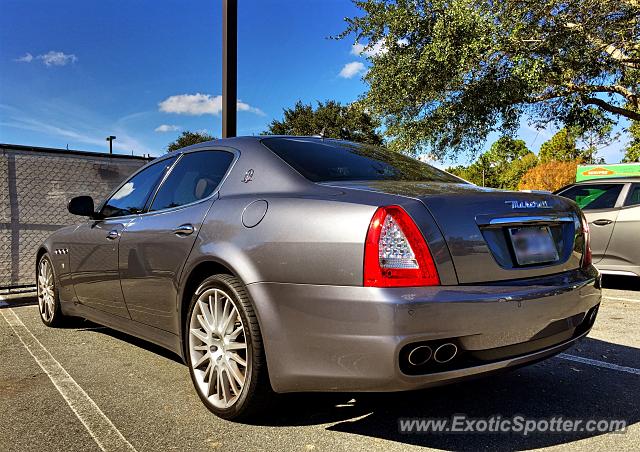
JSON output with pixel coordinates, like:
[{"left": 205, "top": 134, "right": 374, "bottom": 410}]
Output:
[{"left": 247, "top": 268, "right": 601, "bottom": 393}]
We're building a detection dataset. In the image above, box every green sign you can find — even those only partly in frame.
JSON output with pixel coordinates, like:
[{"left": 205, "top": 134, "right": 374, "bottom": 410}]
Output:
[{"left": 576, "top": 163, "right": 640, "bottom": 182}]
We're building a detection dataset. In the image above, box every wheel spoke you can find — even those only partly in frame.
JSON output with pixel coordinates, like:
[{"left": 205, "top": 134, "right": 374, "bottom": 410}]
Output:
[
  {"left": 225, "top": 363, "right": 241, "bottom": 396},
  {"left": 198, "top": 299, "right": 214, "bottom": 330},
  {"left": 220, "top": 298, "right": 231, "bottom": 332},
  {"left": 193, "top": 352, "right": 209, "bottom": 369},
  {"left": 226, "top": 341, "right": 246, "bottom": 351},
  {"left": 228, "top": 324, "right": 243, "bottom": 340},
  {"left": 190, "top": 328, "right": 209, "bottom": 344},
  {"left": 227, "top": 351, "right": 246, "bottom": 367},
  {"left": 226, "top": 359, "right": 245, "bottom": 387},
  {"left": 221, "top": 306, "right": 237, "bottom": 335},
  {"left": 196, "top": 314, "right": 210, "bottom": 333},
  {"left": 205, "top": 362, "right": 214, "bottom": 397},
  {"left": 220, "top": 368, "right": 231, "bottom": 405},
  {"left": 213, "top": 291, "right": 220, "bottom": 332}
]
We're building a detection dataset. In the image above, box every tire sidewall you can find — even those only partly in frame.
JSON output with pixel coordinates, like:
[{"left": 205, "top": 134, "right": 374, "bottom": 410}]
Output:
[{"left": 185, "top": 275, "right": 257, "bottom": 419}]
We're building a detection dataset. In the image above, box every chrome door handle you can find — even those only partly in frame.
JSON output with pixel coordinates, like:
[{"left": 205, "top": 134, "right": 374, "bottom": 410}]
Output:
[
  {"left": 173, "top": 224, "right": 194, "bottom": 236},
  {"left": 106, "top": 229, "right": 120, "bottom": 240},
  {"left": 592, "top": 219, "right": 613, "bottom": 226}
]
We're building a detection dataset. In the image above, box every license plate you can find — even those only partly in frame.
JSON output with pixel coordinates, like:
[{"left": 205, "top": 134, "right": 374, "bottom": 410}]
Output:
[{"left": 508, "top": 226, "right": 559, "bottom": 266}]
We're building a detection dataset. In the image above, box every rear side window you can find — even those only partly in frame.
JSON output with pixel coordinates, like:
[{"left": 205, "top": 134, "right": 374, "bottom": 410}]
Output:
[
  {"left": 261, "top": 137, "right": 463, "bottom": 183},
  {"left": 149, "top": 150, "right": 234, "bottom": 211},
  {"left": 559, "top": 184, "right": 623, "bottom": 210},
  {"left": 625, "top": 185, "right": 640, "bottom": 207}
]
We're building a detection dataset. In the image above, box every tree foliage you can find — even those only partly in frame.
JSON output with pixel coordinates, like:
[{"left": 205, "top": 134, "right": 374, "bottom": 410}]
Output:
[
  {"left": 167, "top": 130, "right": 215, "bottom": 152},
  {"left": 623, "top": 120, "right": 640, "bottom": 162},
  {"left": 341, "top": 0, "right": 640, "bottom": 157},
  {"left": 518, "top": 160, "right": 579, "bottom": 191},
  {"left": 446, "top": 136, "right": 537, "bottom": 189},
  {"left": 265, "top": 100, "right": 383, "bottom": 145},
  {"left": 538, "top": 128, "right": 583, "bottom": 162}
]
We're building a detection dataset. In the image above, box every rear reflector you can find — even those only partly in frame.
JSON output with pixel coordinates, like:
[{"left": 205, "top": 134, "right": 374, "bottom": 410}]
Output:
[{"left": 364, "top": 206, "right": 440, "bottom": 287}]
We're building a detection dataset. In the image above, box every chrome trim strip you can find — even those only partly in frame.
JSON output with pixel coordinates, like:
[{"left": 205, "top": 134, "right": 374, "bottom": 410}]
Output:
[{"left": 486, "top": 215, "right": 574, "bottom": 226}]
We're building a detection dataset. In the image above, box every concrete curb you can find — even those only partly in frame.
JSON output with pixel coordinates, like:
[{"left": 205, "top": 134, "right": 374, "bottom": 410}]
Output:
[{"left": 0, "top": 293, "right": 37, "bottom": 308}]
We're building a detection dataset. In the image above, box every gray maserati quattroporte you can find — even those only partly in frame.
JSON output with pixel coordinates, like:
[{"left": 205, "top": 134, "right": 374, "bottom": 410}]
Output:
[{"left": 37, "top": 136, "right": 601, "bottom": 419}]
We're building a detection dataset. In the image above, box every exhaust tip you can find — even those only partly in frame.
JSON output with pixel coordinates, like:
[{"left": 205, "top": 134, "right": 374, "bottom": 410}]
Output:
[
  {"left": 407, "top": 345, "right": 433, "bottom": 366},
  {"left": 434, "top": 343, "right": 458, "bottom": 364}
]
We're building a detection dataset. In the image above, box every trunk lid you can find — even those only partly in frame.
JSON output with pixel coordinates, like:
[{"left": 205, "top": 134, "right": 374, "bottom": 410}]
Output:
[{"left": 325, "top": 181, "right": 585, "bottom": 284}]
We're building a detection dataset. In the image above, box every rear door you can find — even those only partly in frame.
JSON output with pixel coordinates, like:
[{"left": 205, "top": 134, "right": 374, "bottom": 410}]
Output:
[
  {"left": 557, "top": 183, "right": 626, "bottom": 263},
  {"left": 602, "top": 183, "right": 640, "bottom": 272},
  {"left": 118, "top": 149, "right": 236, "bottom": 333}
]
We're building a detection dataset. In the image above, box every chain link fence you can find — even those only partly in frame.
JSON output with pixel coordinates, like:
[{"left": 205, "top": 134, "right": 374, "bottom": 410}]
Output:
[{"left": 0, "top": 144, "right": 149, "bottom": 289}]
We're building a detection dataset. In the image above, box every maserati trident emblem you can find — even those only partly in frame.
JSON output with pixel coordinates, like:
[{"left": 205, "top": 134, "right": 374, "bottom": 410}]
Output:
[
  {"left": 242, "top": 169, "right": 254, "bottom": 183},
  {"left": 505, "top": 200, "right": 551, "bottom": 209}
]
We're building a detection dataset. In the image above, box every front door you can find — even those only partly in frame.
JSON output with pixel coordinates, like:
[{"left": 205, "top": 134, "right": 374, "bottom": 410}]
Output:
[
  {"left": 118, "top": 150, "right": 235, "bottom": 333},
  {"left": 69, "top": 219, "right": 130, "bottom": 317},
  {"left": 70, "top": 155, "right": 178, "bottom": 317}
]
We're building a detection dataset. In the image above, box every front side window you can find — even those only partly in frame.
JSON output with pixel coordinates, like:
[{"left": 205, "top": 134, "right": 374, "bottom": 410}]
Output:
[
  {"left": 101, "top": 157, "right": 176, "bottom": 218},
  {"left": 149, "top": 151, "right": 234, "bottom": 211},
  {"left": 558, "top": 183, "right": 623, "bottom": 210},
  {"left": 261, "top": 137, "right": 463, "bottom": 183}
]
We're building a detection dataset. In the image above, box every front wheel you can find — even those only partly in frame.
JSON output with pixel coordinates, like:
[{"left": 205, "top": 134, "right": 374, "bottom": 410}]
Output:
[
  {"left": 37, "top": 254, "right": 67, "bottom": 327},
  {"left": 186, "top": 274, "right": 271, "bottom": 420}
]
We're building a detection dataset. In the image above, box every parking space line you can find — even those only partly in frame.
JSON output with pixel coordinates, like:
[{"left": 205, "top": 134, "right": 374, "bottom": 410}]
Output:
[
  {"left": 1, "top": 308, "right": 137, "bottom": 452},
  {"left": 557, "top": 353, "right": 640, "bottom": 376},
  {"left": 603, "top": 296, "right": 639, "bottom": 303}
]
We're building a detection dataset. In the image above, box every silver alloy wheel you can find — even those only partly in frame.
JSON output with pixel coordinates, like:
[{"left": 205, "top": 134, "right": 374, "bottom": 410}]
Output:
[
  {"left": 189, "top": 288, "right": 248, "bottom": 409},
  {"left": 38, "top": 258, "right": 55, "bottom": 322}
]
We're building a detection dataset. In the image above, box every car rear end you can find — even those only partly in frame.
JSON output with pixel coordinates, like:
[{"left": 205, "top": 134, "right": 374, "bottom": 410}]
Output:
[{"left": 251, "top": 137, "right": 601, "bottom": 393}]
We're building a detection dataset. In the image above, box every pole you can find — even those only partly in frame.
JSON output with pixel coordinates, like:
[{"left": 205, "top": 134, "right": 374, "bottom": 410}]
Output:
[
  {"left": 222, "top": 0, "right": 237, "bottom": 138},
  {"left": 106, "top": 135, "right": 116, "bottom": 155}
]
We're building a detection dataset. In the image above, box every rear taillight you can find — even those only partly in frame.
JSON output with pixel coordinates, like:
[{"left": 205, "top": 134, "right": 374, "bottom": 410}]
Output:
[
  {"left": 580, "top": 212, "right": 592, "bottom": 268},
  {"left": 364, "top": 205, "right": 440, "bottom": 287}
]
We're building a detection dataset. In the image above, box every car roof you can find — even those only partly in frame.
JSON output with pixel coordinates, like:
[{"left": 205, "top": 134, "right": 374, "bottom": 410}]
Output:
[
  {"left": 573, "top": 177, "right": 640, "bottom": 184},
  {"left": 173, "top": 135, "right": 336, "bottom": 155}
]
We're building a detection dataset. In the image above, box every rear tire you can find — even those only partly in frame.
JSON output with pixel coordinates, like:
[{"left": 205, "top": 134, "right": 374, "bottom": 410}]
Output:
[
  {"left": 37, "top": 253, "right": 68, "bottom": 327},
  {"left": 185, "top": 274, "right": 272, "bottom": 420}
]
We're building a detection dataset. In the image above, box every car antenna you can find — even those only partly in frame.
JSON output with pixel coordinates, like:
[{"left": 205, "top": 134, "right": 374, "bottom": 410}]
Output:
[{"left": 313, "top": 127, "right": 326, "bottom": 140}]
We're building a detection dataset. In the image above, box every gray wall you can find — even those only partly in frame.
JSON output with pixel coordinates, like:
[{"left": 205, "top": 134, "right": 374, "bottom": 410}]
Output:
[{"left": 0, "top": 144, "right": 149, "bottom": 288}]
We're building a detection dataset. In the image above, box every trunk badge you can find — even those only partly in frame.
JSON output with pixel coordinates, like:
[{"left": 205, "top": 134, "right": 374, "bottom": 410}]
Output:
[{"left": 505, "top": 200, "right": 551, "bottom": 209}]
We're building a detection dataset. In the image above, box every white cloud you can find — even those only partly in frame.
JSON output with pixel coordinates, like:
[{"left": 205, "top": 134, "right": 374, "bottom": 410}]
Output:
[
  {"left": 339, "top": 61, "right": 366, "bottom": 79},
  {"left": 14, "top": 51, "right": 78, "bottom": 66},
  {"left": 36, "top": 51, "right": 77, "bottom": 66},
  {"left": 15, "top": 53, "right": 33, "bottom": 63},
  {"left": 158, "top": 93, "right": 264, "bottom": 116},
  {"left": 351, "top": 40, "right": 387, "bottom": 58},
  {"left": 154, "top": 124, "right": 181, "bottom": 133}
]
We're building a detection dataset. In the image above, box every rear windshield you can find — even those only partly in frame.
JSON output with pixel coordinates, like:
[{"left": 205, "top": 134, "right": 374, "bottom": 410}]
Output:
[{"left": 261, "top": 137, "right": 463, "bottom": 183}]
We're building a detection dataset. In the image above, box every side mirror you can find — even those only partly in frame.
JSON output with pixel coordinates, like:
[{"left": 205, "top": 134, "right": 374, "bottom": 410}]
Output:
[{"left": 68, "top": 196, "right": 97, "bottom": 218}]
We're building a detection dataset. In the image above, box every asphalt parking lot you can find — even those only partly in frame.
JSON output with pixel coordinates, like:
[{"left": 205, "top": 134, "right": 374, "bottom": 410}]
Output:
[{"left": 1, "top": 276, "right": 639, "bottom": 452}]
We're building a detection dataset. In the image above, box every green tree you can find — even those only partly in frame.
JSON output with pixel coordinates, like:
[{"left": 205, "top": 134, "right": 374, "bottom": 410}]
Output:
[
  {"left": 340, "top": 0, "right": 640, "bottom": 157},
  {"left": 446, "top": 136, "right": 537, "bottom": 188},
  {"left": 265, "top": 100, "right": 383, "bottom": 145},
  {"left": 623, "top": 120, "right": 640, "bottom": 162},
  {"left": 167, "top": 130, "right": 215, "bottom": 152},
  {"left": 538, "top": 128, "right": 584, "bottom": 163}
]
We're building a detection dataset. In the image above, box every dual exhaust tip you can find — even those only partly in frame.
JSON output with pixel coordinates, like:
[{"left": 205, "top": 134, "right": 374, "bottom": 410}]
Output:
[{"left": 407, "top": 343, "right": 458, "bottom": 366}]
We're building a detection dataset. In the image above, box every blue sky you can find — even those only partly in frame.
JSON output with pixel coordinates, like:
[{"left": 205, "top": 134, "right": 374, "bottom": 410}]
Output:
[{"left": 0, "top": 0, "right": 630, "bottom": 165}]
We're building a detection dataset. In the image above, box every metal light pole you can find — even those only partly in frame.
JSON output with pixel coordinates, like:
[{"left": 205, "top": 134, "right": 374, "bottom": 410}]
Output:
[
  {"left": 106, "top": 135, "right": 116, "bottom": 154},
  {"left": 222, "top": 0, "right": 237, "bottom": 138}
]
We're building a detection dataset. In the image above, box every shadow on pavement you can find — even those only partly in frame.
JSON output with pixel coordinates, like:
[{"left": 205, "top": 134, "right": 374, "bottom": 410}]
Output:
[
  {"left": 601, "top": 275, "right": 639, "bottom": 291},
  {"left": 251, "top": 337, "right": 638, "bottom": 450}
]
